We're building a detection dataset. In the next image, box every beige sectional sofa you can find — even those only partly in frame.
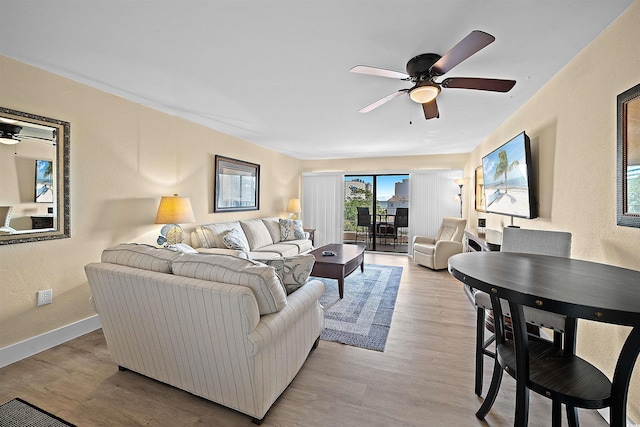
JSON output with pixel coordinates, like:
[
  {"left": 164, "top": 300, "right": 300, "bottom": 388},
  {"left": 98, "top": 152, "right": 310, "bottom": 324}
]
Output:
[
  {"left": 85, "top": 243, "right": 325, "bottom": 423},
  {"left": 190, "top": 217, "right": 313, "bottom": 260}
]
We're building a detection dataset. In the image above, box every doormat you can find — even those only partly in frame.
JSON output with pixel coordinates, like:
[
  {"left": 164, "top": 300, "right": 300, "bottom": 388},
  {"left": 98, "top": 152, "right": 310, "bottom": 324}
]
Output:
[{"left": 0, "top": 398, "right": 76, "bottom": 427}]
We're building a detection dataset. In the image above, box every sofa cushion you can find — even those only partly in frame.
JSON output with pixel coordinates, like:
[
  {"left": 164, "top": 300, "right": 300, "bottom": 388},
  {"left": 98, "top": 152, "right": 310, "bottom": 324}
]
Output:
[
  {"left": 101, "top": 243, "right": 182, "bottom": 273},
  {"left": 263, "top": 254, "right": 315, "bottom": 294},
  {"left": 196, "top": 221, "right": 248, "bottom": 249},
  {"left": 280, "top": 239, "right": 313, "bottom": 253},
  {"left": 171, "top": 253, "right": 287, "bottom": 315},
  {"left": 222, "top": 228, "right": 251, "bottom": 256},
  {"left": 262, "top": 217, "right": 282, "bottom": 244},
  {"left": 252, "top": 243, "right": 301, "bottom": 258},
  {"left": 240, "top": 219, "right": 274, "bottom": 250},
  {"left": 279, "top": 219, "right": 305, "bottom": 241},
  {"left": 249, "top": 250, "right": 283, "bottom": 261}
]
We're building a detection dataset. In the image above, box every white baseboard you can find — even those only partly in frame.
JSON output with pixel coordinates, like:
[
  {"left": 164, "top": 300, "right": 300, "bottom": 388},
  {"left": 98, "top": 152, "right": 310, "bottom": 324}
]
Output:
[{"left": 0, "top": 314, "right": 102, "bottom": 368}]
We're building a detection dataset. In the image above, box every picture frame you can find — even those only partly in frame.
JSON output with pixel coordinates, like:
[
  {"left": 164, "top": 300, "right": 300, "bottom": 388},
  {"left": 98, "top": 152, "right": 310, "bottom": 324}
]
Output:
[
  {"left": 475, "top": 166, "right": 486, "bottom": 212},
  {"left": 214, "top": 155, "right": 260, "bottom": 212},
  {"left": 35, "top": 159, "right": 54, "bottom": 203},
  {"left": 617, "top": 83, "right": 640, "bottom": 228}
]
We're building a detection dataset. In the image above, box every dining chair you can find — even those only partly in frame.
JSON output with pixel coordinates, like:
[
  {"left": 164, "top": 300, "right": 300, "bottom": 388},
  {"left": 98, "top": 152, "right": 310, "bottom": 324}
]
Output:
[
  {"left": 356, "top": 207, "right": 372, "bottom": 245},
  {"left": 469, "top": 228, "right": 572, "bottom": 396},
  {"left": 470, "top": 227, "right": 591, "bottom": 425},
  {"left": 392, "top": 207, "right": 408, "bottom": 247}
]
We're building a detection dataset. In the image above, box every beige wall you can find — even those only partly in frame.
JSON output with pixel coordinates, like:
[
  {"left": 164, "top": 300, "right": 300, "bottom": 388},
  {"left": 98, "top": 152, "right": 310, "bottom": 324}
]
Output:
[
  {"left": 0, "top": 55, "right": 302, "bottom": 348},
  {"left": 464, "top": 1, "right": 640, "bottom": 421}
]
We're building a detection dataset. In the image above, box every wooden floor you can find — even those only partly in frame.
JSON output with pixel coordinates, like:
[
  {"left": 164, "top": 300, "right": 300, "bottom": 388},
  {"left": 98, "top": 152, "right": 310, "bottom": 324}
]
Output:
[{"left": 0, "top": 253, "right": 608, "bottom": 426}]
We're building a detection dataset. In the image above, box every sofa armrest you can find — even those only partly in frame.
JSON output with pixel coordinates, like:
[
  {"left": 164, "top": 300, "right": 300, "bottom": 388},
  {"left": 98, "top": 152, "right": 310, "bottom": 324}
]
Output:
[
  {"left": 248, "top": 279, "right": 325, "bottom": 355},
  {"left": 413, "top": 235, "right": 436, "bottom": 245}
]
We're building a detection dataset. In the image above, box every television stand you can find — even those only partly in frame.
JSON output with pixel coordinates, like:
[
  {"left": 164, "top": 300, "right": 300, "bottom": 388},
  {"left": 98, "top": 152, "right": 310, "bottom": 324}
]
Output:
[{"left": 464, "top": 228, "right": 502, "bottom": 252}]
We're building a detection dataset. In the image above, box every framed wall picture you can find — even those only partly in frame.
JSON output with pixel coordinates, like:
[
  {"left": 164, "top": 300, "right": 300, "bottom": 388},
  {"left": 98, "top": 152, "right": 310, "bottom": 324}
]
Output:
[
  {"left": 214, "top": 155, "right": 260, "bottom": 212},
  {"left": 475, "top": 166, "right": 486, "bottom": 212},
  {"left": 35, "top": 159, "right": 54, "bottom": 203}
]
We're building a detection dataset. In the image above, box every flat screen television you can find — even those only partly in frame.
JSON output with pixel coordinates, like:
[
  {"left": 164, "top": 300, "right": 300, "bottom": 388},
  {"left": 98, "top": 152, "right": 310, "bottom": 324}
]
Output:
[{"left": 481, "top": 131, "right": 537, "bottom": 219}]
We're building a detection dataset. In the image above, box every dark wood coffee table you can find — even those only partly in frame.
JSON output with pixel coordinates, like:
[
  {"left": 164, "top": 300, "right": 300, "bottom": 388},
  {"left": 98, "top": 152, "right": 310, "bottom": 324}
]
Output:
[{"left": 310, "top": 243, "right": 365, "bottom": 299}]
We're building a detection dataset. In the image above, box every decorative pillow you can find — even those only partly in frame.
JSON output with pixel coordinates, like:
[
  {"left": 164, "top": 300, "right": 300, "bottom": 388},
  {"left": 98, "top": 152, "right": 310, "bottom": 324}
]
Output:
[
  {"left": 165, "top": 243, "right": 199, "bottom": 254},
  {"left": 222, "top": 228, "right": 250, "bottom": 256},
  {"left": 263, "top": 254, "right": 315, "bottom": 294},
  {"left": 196, "top": 221, "right": 246, "bottom": 249},
  {"left": 101, "top": 243, "right": 182, "bottom": 273},
  {"left": 279, "top": 218, "right": 305, "bottom": 242},
  {"left": 171, "top": 253, "right": 287, "bottom": 315}
]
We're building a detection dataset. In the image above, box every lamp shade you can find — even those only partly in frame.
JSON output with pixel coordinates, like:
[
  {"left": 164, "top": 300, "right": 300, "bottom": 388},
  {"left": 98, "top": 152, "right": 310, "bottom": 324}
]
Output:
[
  {"left": 286, "top": 198, "right": 301, "bottom": 213},
  {"left": 155, "top": 194, "right": 195, "bottom": 224}
]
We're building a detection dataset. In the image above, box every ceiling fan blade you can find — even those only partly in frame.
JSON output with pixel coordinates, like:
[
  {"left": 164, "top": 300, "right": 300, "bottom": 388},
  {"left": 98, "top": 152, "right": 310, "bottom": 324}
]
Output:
[
  {"left": 350, "top": 65, "right": 409, "bottom": 80},
  {"left": 422, "top": 99, "right": 439, "bottom": 120},
  {"left": 430, "top": 30, "right": 495, "bottom": 76},
  {"left": 441, "top": 77, "right": 516, "bottom": 92},
  {"left": 359, "top": 90, "right": 408, "bottom": 113},
  {"left": 359, "top": 90, "right": 407, "bottom": 113}
]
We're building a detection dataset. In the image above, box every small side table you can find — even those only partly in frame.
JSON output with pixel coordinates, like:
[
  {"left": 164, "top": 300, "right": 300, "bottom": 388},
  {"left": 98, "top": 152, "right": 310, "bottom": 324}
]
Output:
[{"left": 304, "top": 228, "right": 316, "bottom": 246}]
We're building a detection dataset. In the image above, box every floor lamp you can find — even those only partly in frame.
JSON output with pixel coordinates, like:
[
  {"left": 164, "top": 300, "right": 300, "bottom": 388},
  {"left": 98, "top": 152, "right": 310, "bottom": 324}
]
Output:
[{"left": 455, "top": 179, "right": 464, "bottom": 218}]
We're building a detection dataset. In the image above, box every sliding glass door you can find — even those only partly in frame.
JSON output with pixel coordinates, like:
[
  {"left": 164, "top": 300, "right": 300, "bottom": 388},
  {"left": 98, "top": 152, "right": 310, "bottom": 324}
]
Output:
[{"left": 344, "top": 174, "right": 409, "bottom": 253}]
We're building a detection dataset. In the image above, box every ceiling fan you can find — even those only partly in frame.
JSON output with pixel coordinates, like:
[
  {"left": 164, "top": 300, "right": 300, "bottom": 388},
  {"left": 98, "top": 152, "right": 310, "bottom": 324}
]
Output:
[
  {"left": 350, "top": 30, "right": 516, "bottom": 120},
  {"left": 0, "top": 120, "right": 57, "bottom": 145}
]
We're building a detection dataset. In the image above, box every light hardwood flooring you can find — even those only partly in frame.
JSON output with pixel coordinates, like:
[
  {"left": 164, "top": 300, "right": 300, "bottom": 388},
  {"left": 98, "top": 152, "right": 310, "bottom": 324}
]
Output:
[{"left": 0, "top": 253, "right": 608, "bottom": 426}]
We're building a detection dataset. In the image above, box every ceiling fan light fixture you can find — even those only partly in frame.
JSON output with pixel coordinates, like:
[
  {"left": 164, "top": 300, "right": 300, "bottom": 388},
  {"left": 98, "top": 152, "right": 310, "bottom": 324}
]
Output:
[
  {"left": 409, "top": 85, "right": 440, "bottom": 104},
  {"left": 0, "top": 124, "right": 22, "bottom": 145}
]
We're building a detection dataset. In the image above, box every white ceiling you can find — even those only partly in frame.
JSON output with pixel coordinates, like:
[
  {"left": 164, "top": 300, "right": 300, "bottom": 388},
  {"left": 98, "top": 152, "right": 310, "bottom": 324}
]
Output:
[{"left": 0, "top": 1, "right": 633, "bottom": 160}]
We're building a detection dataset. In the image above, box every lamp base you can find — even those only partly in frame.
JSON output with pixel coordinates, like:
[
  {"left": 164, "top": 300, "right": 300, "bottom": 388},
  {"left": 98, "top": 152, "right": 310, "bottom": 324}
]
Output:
[
  {"left": 165, "top": 225, "right": 184, "bottom": 245},
  {"left": 157, "top": 224, "right": 183, "bottom": 246}
]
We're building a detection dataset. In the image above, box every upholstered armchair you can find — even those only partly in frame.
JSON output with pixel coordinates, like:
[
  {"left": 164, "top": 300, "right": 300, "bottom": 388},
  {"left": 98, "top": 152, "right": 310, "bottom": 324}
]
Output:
[{"left": 412, "top": 217, "right": 467, "bottom": 270}]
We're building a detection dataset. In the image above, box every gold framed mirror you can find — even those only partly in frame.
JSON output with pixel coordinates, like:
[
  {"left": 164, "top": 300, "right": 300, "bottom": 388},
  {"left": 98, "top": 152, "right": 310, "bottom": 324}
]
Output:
[{"left": 0, "top": 107, "right": 70, "bottom": 244}]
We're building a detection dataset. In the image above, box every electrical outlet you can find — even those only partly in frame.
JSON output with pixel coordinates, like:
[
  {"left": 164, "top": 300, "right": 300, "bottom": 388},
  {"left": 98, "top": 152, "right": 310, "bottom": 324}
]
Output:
[{"left": 37, "top": 289, "right": 52, "bottom": 306}]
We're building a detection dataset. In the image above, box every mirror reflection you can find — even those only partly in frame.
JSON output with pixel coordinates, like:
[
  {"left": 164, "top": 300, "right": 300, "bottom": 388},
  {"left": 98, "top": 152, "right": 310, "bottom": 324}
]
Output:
[
  {"left": 0, "top": 107, "right": 70, "bottom": 244},
  {"left": 626, "top": 96, "right": 640, "bottom": 214}
]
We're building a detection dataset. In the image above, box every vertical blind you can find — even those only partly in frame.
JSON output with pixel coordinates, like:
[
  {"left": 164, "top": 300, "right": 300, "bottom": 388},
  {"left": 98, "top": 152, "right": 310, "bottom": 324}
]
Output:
[
  {"left": 302, "top": 173, "right": 344, "bottom": 247},
  {"left": 408, "top": 170, "right": 463, "bottom": 254},
  {"left": 302, "top": 169, "right": 462, "bottom": 251}
]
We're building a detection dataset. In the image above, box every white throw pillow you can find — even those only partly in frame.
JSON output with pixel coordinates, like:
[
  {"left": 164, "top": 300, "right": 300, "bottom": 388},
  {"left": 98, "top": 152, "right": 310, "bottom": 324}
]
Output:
[
  {"left": 165, "top": 243, "right": 198, "bottom": 254},
  {"left": 279, "top": 219, "right": 305, "bottom": 241}
]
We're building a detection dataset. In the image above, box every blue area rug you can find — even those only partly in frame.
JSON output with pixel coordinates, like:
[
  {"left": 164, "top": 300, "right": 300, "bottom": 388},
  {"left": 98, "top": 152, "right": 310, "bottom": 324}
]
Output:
[{"left": 315, "top": 263, "right": 403, "bottom": 352}]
